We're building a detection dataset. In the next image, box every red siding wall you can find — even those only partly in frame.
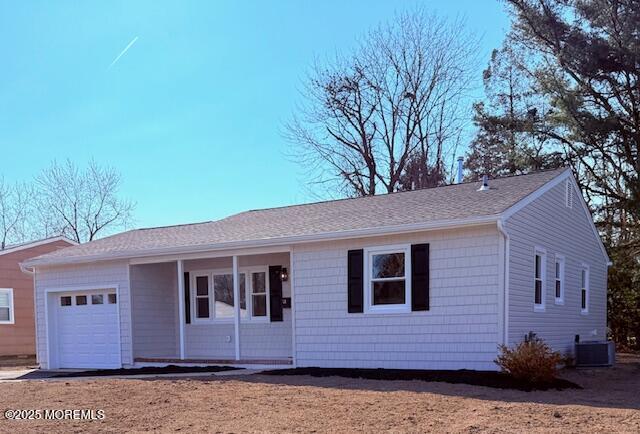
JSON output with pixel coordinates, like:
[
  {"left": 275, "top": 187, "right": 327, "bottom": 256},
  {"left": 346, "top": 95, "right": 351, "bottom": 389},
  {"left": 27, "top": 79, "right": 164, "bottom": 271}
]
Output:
[{"left": 0, "top": 240, "right": 74, "bottom": 356}]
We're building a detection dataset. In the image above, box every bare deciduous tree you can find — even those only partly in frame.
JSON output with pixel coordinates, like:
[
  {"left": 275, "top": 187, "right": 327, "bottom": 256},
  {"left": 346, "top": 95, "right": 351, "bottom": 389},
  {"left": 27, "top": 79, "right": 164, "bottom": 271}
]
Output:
[
  {"left": 0, "top": 178, "right": 31, "bottom": 249},
  {"left": 35, "top": 160, "right": 135, "bottom": 243},
  {"left": 285, "top": 10, "right": 479, "bottom": 197}
]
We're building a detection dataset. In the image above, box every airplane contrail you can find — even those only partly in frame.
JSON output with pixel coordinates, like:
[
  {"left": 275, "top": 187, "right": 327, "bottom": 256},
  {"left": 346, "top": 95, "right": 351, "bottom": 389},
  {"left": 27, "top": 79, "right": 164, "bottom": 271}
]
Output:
[{"left": 108, "top": 36, "right": 139, "bottom": 69}]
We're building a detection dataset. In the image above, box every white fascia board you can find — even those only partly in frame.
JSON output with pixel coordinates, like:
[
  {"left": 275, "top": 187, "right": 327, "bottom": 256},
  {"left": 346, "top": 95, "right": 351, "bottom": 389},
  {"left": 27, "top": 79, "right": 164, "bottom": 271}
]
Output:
[
  {"left": 501, "top": 168, "right": 571, "bottom": 220},
  {"left": 0, "top": 236, "right": 77, "bottom": 257},
  {"left": 501, "top": 168, "right": 609, "bottom": 263},
  {"left": 23, "top": 215, "right": 500, "bottom": 267}
]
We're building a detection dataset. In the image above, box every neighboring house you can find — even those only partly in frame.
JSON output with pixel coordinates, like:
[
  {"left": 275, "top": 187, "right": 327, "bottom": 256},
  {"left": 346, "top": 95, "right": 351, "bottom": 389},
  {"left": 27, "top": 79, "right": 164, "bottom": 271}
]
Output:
[
  {"left": 22, "top": 168, "right": 609, "bottom": 371},
  {"left": 0, "top": 236, "right": 77, "bottom": 357}
]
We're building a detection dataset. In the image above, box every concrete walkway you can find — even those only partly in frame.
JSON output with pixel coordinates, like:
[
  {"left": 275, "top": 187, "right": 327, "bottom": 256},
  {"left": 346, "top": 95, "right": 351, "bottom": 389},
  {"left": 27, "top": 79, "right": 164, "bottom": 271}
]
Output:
[{"left": 0, "top": 367, "right": 270, "bottom": 382}]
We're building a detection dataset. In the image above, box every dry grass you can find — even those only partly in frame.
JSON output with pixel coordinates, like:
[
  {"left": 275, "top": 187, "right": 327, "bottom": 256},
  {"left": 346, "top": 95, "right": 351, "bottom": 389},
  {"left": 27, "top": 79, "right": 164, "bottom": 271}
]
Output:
[{"left": 1, "top": 354, "right": 639, "bottom": 433}]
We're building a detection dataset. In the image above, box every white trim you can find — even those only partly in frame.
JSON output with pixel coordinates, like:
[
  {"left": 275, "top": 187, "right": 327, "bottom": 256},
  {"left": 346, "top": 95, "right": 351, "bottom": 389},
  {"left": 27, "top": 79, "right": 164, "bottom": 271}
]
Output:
[
  {"left": 33, "top": 269, "right": 39, "bottom": 365},
  {"left": 248, "top": 267, "right": 270, "bottom": 320},
  {"left": 554, "top": 254, "right": 565, "bottom": 305},
  {"left": 502, "top": 169, "right": 608, "bottom": 263},
  {"left": 497, "top": 219, "right": 509, "bottom": 346},
  {"left": 177, "top": 260, "right": 185, "bottom": 360},
  {"left": 24, "top": 216, "right": 500, "bottom": 267},
  {"left": 580, "top": 263, "right": 590, "bottom": 315},
  {"left": 534, "top": 246, "right": 547, "bottom": 312},
  {"left": 191, "top": 272, "right": 213, "bottom": 322},
  {"left": 43, "top": 283, "right": 121, "bottom": 370},
  {"left": 0, "top": 288, "right": 15, "bottom": 324},
  {"left": 363, "top": 244, "right": 412, "bottom": 314},
  {"left": 1, "top": 236, "right": 76, "bottom": 257},
  {"left": 502, "top": 169, "right": 572, "bottom": 220},
  {"left": 290, "top": 249, "right": 297, "bottom": 368},
  {"left": 233, "top": 255, "right": 240, "bottom": 361},
  {"left": 126, "top": 264, "right": 133, "bottom": 366},
  {"left": 129, "top": 245, "right": 292, "bottom": 265}
]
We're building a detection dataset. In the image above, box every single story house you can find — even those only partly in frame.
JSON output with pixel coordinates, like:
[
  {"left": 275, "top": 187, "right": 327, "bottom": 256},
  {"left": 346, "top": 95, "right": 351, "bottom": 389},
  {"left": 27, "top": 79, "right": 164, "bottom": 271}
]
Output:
[
  {"left": 0, "top": 236, "right": 76, "bottom": 357},
  {"left": 22, "top": 168, "right": 609, "bottom": 371}
]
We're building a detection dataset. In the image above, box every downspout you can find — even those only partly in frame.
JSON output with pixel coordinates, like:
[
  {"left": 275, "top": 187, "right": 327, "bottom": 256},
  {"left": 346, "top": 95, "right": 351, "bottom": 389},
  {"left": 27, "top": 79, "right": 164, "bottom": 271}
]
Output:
[{"left": 497, "top": 219, "right": 510, "bottom": 346}]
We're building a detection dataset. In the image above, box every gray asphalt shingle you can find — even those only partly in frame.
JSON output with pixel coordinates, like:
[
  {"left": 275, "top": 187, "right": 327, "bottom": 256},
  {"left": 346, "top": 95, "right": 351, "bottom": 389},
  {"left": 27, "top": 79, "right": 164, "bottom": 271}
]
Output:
[{"left": 28, "top": 168, "right": 567, "bottom": 264}]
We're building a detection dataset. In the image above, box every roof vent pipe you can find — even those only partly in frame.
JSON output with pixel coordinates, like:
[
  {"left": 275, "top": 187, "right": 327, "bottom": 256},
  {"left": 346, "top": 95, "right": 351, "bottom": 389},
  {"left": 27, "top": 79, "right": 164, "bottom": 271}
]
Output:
[
  {"left": 456, "top": 156, "right": 464, "bottom": 184},
  {"left": 478, "top": 174, "right": 490, "bottom": 191}
]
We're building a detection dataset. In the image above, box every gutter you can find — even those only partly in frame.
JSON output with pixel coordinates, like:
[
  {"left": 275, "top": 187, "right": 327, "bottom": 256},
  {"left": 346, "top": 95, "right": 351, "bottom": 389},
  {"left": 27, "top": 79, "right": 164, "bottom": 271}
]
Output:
[
  {"left": 19, "top": 263, "right": 34, "bottom": 275},
  {"left": 22, "top": 214, "right": 501, "bottom": 267},
  {"left": 497, "top": 219, "right": 510, "bottom": 347}
]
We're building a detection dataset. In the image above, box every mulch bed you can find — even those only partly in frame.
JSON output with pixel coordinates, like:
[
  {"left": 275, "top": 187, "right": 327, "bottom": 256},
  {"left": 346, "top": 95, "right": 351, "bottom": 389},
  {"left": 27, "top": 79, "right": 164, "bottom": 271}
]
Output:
[
  {"left": 53, "top": 365, "right": 241, "bottom": 378},
  {"left": 261, "top": 367, "right": 581, "bottom": 391}
]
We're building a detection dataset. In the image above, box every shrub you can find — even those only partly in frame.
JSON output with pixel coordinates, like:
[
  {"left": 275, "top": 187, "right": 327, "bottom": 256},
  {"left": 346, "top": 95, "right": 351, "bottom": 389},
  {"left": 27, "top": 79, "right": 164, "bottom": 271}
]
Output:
[{"left": 495, "top": 333, "right": 563, "bottom": 385}]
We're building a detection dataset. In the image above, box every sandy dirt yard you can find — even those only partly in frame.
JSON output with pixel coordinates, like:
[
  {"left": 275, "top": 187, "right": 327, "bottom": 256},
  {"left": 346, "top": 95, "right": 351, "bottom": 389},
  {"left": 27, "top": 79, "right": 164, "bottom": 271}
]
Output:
[{"left": 0, "top": 355, "right": 639, "bottom": 433}]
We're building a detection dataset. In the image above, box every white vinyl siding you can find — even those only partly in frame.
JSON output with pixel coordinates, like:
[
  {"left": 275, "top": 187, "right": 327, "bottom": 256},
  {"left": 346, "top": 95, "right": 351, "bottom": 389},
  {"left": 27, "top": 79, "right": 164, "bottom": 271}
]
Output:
[
  {"left": 130, "top": 262, "right": 179, "bottom": 358},
  {"left": 34, "top": 261, "right": 132, "bottom": 369},
  {"left": 183, "top": 254, "right": 292, "bottom": 360},
  {"left": 292, "top": 225, "right": 501, "bottom": 371},
  {"left": 505, "top": 178, "right": 607, "bottom": 355}
]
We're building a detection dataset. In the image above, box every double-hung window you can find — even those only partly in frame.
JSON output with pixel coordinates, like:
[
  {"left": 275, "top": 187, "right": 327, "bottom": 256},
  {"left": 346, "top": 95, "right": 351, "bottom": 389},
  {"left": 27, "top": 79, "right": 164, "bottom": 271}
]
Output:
[
  {"left": 192, "top": 268, "right": 268, "bottom": 321},
  {"left": 250, "top": 271, "right": 267, "bottom": 317},
  {"left": 0, "top": 288, "right": 14, "bottom": 324},
  {"left": 194, "top": 275, "right": 210, "bottom": 319},
  {"left": 364, "top": 245, "right": 411, "bottom": 313},
  {"left": 554, "top": 255, "right": 565, "bottom": 305},
  {"left": 534, "top": 247, "right": 546, "bottom": 311},
  {"left": 580, "top": 265, "right": 589, "bottom": 314}
]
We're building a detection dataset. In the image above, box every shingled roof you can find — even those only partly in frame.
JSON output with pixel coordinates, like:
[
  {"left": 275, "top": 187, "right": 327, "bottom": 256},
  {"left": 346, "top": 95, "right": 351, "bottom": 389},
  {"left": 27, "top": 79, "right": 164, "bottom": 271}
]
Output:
[{"left": 25, "top": 168, "right": 569, "bottom": 266}]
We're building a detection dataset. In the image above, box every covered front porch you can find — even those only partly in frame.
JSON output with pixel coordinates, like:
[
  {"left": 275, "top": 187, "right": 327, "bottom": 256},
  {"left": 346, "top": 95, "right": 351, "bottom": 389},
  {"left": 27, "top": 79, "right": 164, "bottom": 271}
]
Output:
[{"left": 128, "top": 248, "right": 293, "bottom": 366}]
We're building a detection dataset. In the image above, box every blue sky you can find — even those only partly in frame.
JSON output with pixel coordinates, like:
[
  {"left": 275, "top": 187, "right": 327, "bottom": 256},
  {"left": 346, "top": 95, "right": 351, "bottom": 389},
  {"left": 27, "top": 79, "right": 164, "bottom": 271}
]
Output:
[{"left": 0, "top": 1, "right": 510, "bottom": 229}]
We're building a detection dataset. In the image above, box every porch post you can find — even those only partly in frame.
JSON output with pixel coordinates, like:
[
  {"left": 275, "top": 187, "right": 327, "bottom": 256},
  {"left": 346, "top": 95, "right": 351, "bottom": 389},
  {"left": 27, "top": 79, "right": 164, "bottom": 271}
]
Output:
[
  {"left": 233, "top": 255, "right": 241, "bottom": 361},
  {"left": 177, "top": 259, "right": 186, "bottom": 360}
]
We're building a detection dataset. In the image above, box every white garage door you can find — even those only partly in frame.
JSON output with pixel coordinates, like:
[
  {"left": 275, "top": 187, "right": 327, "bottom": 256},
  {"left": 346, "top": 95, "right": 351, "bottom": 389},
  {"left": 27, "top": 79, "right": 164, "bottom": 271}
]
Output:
[{"left": 55, "top": 290, "right": 120, "bottom": 369}]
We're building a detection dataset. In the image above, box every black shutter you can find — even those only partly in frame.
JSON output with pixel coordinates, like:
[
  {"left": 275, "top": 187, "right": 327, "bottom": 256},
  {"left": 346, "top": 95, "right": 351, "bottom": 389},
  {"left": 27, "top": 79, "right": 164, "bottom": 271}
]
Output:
[
  {"left": 269, "top": 266, "right": 283, "bottom": 322},
  {"left": 411, "top": 243, "right": 430, "bottom": 311},
  {"left": 348, "top": 249, "right": 364, "bottom": 313},
  {"left": 184, "top": 272, "right": 191, "bottom": 324}
]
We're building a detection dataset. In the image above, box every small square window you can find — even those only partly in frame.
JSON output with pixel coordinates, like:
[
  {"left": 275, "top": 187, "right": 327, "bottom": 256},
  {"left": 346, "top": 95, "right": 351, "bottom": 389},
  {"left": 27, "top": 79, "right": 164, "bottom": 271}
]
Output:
[
  {"left": 76, "top": 295, "right": 87, "bottom": 306},
  {"left": 60, "top": 296, "right": 72, "bottom": 306},
  {"left": 91, "top": 294, "right": 104, "bottom": 305},
  {"left": 108, "top": 293, "right": 117, "bottom": 304}
]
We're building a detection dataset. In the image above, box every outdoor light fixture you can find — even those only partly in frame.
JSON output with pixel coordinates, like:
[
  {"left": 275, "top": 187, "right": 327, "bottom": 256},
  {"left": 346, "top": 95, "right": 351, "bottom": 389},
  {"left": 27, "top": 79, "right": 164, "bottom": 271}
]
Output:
[{"left": 280, "top": 267, "right": 289, "bottom": 282}]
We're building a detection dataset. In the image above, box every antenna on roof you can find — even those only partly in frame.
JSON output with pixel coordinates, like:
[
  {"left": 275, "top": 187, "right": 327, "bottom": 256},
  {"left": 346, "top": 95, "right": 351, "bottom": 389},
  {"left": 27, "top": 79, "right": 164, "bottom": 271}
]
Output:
[{"left": 477, "top": 174, "right": 490, "bottom": 191}]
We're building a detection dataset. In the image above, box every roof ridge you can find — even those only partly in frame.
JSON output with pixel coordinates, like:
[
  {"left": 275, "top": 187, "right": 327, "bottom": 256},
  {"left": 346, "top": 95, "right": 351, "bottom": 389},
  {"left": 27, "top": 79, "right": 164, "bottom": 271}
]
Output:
[
  {"left": 237, "top": 166, "right": 569, "bottom": 214},
  {"left": 121, "top": 167, "right": 569, "bottom": 233},
  {"left": 135, "top": 220, "right": 215, "bottom": 232}
]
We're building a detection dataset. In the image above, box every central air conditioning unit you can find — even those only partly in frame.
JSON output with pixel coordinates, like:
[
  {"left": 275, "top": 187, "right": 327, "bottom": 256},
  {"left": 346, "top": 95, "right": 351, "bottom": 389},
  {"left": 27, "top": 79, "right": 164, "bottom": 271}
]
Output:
[{"left": 575, "top": 341, "right": 615, "bottom": 367}]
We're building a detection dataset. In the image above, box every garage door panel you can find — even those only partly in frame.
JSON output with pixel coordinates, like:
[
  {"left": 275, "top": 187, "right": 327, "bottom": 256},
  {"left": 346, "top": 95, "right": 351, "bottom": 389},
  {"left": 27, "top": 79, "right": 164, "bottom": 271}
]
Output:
[{"left": 54, "top": 290, "right": 120, "bottom": 369}]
